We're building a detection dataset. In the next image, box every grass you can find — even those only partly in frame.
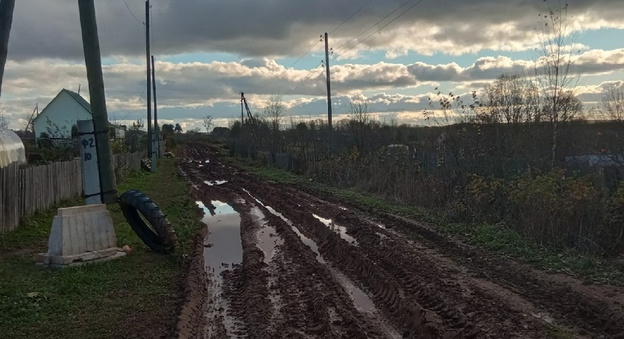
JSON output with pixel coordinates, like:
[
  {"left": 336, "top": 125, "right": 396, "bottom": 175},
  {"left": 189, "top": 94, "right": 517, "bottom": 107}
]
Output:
[
  {"left": 227, "top": 152, "right": 624, "bottom": 285},
  {"left": 0, "top": 158, "right": 203, "bottom": 339}
]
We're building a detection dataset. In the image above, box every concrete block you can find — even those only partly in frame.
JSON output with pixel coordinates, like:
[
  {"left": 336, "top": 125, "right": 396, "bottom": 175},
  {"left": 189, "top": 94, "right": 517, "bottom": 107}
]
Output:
[{"left": 37, "top": 204, "right": 126, "bottom": 267}]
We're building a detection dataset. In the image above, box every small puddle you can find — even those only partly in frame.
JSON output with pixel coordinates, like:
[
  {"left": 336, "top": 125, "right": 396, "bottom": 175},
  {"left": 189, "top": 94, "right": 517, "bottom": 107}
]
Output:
[
  {"left": 312, "top": 214, "right": 358, "bottom": 246},
  {"left": 204, "top": 180, "right": 228, "bottom": 186},
  {"left": 331, "top": 269, "right": 376, "bottom": 313},
  {"left": 243, "top": 189, "right": 326, "bottom": 264},
  {"left": 250, "top": 207, "right": 283, "bottom": 264}
]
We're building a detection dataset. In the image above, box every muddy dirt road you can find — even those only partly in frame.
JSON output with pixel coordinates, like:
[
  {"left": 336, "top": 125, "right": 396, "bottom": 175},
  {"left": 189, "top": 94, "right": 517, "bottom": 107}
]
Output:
[{"left": 177, "top": 143, "right": 624, "bottom": 339}]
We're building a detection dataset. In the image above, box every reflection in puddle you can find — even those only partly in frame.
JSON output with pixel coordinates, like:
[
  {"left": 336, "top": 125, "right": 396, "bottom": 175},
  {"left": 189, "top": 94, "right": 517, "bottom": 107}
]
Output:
[
  {"left": 204, "top": 180, "right": 228, "bottom": 186},
  {"left": 197, "top": 200, "right": 242, "bottom": 338},
  {"left": 331, "top": 269, "right": 376, "bottom": 313},
  {"left": 240, "top": 190, "right": 398, "bottom": 336},
  {"left": 243, "top": 189, "right": 326, "bottom": 264},
  {"left": 250, "top": 207, "right": 283, "bottom": 264},
  {"left": 312, "top": 214, "right": 358, "bottom": 246},
  {"left": 197, "top": 200, "right": 242, "bottom": 277}
]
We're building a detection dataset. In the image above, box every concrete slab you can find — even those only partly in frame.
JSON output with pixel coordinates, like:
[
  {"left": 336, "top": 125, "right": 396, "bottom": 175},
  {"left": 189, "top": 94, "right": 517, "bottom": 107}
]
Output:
[{"left": 37, "top": 204, "right": 126, "bottom": 267}]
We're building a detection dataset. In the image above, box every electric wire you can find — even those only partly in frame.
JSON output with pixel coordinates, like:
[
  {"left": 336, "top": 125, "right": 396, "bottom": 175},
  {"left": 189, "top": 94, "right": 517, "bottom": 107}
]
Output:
[
  {"left": 285, "top": 62, "right": 325, "bottom": 96},
  {"left": 332, "top": 0, "right": 414, "bottom": 55},
  {"left": 123, "top": 0, "right": 143, "bottom": 24},
  {"left": 286, "top": 0, "right": 374, "bottom": 70},
  {"left": 329, "top": 0, "right": 375, "bottom": 34},
  {"left": 332, "top": 0, "right": 426, "bottom": 60}
]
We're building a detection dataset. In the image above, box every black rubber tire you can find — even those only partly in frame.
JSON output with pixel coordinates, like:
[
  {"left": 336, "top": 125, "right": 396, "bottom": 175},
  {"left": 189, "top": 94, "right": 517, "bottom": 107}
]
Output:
[{"left": 118, "top": 189, "right": 177, "bottom": 253}]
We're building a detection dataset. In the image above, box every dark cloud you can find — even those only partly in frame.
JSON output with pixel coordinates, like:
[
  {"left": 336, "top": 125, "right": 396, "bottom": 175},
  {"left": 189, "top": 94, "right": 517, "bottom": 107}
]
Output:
[{"left": 6, "top": 0, "right": 624, "bottom": 61}]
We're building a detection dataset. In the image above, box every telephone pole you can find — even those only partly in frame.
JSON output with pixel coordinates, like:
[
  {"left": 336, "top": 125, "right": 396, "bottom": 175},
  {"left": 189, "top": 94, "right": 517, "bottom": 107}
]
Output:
[
  {"left": 324, "top": 32, "right": 332, "bottom": 130},
  {"left": 240, "top": 92, "right": 244, "bottom": 125},
  {"left": 145, "top": 0, "right": 152, "bottom": 160},
  {"left": 151, "top": 55, "right": 159, "bottom": 163},
  {"left": 0, "top": 0, "right": 16, "bottom": 98},
  {"left": 78, "top": 0, "right": 116, "bottom": 204}
]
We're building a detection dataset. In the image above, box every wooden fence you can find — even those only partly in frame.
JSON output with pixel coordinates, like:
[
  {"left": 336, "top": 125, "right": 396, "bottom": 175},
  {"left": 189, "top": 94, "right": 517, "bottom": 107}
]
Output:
[{"left": 0, "top": 152, "right": 144, "bottom": 233}]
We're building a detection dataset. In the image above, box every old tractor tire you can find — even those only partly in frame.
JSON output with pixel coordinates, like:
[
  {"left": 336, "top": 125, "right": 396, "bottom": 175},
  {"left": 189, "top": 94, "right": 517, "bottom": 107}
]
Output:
[{"left": 119, "top": 189, "right": 177, "bottom": 253}]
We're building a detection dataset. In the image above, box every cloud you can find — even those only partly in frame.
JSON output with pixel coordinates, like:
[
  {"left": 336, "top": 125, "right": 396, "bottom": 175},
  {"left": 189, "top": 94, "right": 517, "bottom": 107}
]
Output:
[
  {"left": 3, "top": 47, "right": 624, "bottom": 130},
  {"left": 6, "top": 0, "right": 624, "bottom": 61}
]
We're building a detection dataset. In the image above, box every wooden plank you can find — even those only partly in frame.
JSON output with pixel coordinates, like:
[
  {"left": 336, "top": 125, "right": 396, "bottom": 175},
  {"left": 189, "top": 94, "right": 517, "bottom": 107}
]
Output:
[{"left": 0, "top": 152, "right": 145, "bottom": 234}]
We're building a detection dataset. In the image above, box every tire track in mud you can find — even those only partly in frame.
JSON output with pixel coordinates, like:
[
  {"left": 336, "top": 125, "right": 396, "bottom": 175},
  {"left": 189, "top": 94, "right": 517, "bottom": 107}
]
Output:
[
  {"left": 377, "top": 213, "right": 624, "bottom": 338},
  {"left": 178, "top": 143, "right": 624, "bottom": 339},
  {"left": 241, "top": 180, "right": 546, "bottom": 338},
  {"left": 182, "top": 152, "right": 396, "bottom": 338}
]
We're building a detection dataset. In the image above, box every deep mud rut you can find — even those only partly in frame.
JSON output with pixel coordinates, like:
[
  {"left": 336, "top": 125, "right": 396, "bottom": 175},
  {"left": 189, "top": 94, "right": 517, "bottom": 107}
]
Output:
[{"left": 177, "top": 143, "right": 624, "bottom": 339}]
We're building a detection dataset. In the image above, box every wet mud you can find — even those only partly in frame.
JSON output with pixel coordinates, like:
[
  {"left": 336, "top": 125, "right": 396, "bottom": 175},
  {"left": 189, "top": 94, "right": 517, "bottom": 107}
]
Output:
[{"left": 177, "top": 143, "right": 624, "bottom": 339}]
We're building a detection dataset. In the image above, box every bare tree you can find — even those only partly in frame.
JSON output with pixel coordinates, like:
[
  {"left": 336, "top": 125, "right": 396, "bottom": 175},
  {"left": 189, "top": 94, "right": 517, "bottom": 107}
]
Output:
[
  {"left": 480, "top": 74, "right": 542, "bottom": 124},
  {"left": 263, "top": 94, "right": 285, "bottom": 132},
  {"left": 203, "top": 115, "right": 213, "bottom": 133},
  {"left": 542, "top": 91, "right": 584, "bottom": 123},
  {"left": 0, "top": 0, "right": 15, "bottom": 98},
  {"left": 347, "top": 100, "right": 370, "bottom": 154},
  {"left": 535, "top": 0, "right": 579, "bottom": 168},
  {"left": 601, "top": 85, "right": 624, "bottom": 121}
]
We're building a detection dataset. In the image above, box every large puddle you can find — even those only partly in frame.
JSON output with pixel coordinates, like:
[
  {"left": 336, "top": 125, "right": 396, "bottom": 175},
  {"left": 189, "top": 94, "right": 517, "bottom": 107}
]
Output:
[
  {"left": 312, "top": 214, "right": 358, "bottom": 246},
  {"left": 198, "top": 200, "right": 242, "bottom": 277},
  {"left": 197, "top": 200, "right": 243, "bottom": 337}
]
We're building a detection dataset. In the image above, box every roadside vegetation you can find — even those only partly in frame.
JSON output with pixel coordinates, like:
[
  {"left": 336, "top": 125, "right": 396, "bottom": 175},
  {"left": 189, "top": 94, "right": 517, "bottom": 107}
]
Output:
[
  {"left": 218, "top": 2, "right": 623, "bottom": 273},
  {"left": 224, "top": 149, "right": 624, "bottom": 285},
  {"left": 0, "top": 158, "right": 202, "bottom": 339}
]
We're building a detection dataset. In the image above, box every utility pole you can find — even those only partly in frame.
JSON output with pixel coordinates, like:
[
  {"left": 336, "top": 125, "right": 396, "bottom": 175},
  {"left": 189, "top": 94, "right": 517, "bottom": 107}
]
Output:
[
  {"left": 0, "top": 0, "right": 16, "bottom": 98},
  {"left": 145, "top": 0, "right": 152, "bottom": 161},
  {"left": 151, "top": 55, "right": 159, "bottom": 164},
  {"left": 240, "top": 92, "right": 244, "bottom": 125},
  {"left": 78, "top": 0, "right": 116, "bottom": 204},
  {"left": 324, "top": 32, "right": 332, "bottom": 130}
]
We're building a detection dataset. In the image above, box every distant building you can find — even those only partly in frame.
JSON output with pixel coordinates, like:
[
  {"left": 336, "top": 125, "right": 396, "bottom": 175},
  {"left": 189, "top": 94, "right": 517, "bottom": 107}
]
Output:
[{"left": 33, "top": 89, "right": 125, "bottom": 142}]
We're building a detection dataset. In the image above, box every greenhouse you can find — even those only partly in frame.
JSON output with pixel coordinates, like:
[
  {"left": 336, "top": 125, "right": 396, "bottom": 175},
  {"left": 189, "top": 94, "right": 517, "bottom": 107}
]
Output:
[{"left": 0, "top": 128, "right": 26, "bottom": 168}]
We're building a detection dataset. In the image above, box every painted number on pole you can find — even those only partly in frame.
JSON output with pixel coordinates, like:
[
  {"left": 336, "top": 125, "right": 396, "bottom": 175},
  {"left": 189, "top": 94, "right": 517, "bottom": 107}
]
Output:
[{"left": 81, "top": 137, "right": 95, "bottom": 161}]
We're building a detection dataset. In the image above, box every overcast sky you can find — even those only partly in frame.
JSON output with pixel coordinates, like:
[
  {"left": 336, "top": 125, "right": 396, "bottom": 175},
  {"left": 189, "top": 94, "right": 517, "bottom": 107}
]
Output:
[{"left": 1, "top": 0, "right": 624, "bottom": 131}]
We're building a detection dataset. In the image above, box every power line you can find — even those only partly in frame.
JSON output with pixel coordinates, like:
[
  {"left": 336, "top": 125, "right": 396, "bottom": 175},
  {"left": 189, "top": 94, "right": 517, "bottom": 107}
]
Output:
[
  {"left": 286, "top": 40, "right": 321, "bottom": 69},
  {"left": 333, "top": 0, "right": 426, "bottom": 60},
  {"left": 332, "top": 0, "right": 414, "bottom": 55},
  {"left": 286, "top": 0, "right": 374, "bottom": 70},
  {"left": 329, "top": 0, "right": 375, "bottom": 35},
  {"left": 123, "top": 0, "right": 143, "bottom": 24},
  {"left": 285, "top": 62, "right": 324, "bottom": 96}
]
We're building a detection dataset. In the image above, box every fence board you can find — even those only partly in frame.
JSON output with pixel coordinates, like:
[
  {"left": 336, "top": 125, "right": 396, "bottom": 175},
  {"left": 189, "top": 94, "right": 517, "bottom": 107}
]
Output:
[{"left": 0, "top": 151, "right": 143, "bottom": 233}]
